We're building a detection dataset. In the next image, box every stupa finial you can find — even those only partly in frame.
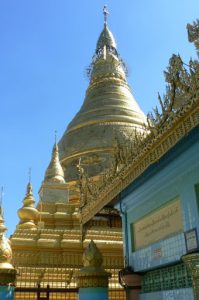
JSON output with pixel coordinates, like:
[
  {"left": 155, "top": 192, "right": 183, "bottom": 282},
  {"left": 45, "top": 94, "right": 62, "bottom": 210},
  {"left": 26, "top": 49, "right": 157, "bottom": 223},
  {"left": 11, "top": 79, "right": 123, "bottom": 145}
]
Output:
[
  {"left": 55, "top": 130, "right": 57, "bottom": 145},
  {"left": 103, "top": 5, "right": 109, "bottom": 26},
  {"left": 28, "top": 167, "right": 32, "bottom": 184},
  {"left": 17, "top": 178, "right": 39, "bottom": 229}
]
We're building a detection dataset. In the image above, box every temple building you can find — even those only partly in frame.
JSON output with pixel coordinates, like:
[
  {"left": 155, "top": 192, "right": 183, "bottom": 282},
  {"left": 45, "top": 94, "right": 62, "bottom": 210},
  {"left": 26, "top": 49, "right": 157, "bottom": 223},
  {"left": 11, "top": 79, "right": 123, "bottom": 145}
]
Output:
[
  {"left": 8, "top": 6, "right": 198, "bottom": 300},
  {"left": 80, "top": 20, "right": 199, "bottom": 300},
  {"left": 10, "top": 6, "right": 147, "bottom": 300}
]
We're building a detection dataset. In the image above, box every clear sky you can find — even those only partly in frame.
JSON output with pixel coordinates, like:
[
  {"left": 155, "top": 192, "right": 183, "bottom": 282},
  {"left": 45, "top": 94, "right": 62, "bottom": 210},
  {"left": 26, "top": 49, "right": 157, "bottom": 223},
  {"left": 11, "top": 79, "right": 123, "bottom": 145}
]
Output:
[{"left": 0, "top": 0, "right": 198, "bottom": 236}]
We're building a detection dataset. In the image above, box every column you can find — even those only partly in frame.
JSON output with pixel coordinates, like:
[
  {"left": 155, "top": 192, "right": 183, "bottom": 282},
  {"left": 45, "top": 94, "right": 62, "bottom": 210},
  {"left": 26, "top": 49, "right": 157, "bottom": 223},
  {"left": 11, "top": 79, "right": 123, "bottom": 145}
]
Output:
[
  {"left": 119, "top": 267, "right": 141, "bottom": 300},
  {"left": 76, "top": 240, "right": 111, "bottom": 300}
]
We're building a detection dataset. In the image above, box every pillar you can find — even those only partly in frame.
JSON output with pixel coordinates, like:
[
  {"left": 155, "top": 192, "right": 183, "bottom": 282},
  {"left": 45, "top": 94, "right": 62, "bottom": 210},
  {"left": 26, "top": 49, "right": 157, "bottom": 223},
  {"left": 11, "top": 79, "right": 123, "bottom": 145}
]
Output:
[{"left": 76, "top": 240, "right": 111, "bottom": 300}]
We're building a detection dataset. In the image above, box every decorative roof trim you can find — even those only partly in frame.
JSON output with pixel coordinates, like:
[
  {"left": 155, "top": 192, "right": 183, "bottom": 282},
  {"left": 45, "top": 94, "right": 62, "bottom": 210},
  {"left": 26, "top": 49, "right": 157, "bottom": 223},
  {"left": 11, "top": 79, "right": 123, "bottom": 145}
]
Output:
[{"left": 81, "top": 98, "right": 199, "bottom": 224}]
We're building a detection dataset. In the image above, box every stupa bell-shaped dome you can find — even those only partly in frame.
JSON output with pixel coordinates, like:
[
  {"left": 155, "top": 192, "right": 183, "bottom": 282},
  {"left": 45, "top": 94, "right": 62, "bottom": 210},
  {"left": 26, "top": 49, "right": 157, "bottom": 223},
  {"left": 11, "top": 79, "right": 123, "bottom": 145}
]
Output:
[{"left": 59, "top": 7, "right": 146, "bottom": 183}]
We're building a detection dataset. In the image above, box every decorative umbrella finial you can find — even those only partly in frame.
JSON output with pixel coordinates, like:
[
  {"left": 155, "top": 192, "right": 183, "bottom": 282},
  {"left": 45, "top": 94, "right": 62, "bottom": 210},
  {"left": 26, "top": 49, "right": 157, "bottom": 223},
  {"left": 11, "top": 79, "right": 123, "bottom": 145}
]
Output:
[
  {"left": 103, "top": 5, "right": 109, "bottom": 26},
  {"left": 55, "top": 130, "right": 57, "bottom": 144},
  {"left": 28, "top": 167, "right": 32, "bottom": 184}
]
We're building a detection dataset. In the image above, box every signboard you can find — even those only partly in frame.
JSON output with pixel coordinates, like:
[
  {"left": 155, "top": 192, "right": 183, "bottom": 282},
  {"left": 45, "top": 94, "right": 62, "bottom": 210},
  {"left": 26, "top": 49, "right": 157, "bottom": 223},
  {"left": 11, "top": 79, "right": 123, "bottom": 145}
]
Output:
[
  {"left": 184, "top": 228, "right": 199, "bottom": 253},
  {"left": 132, "top": 199, "right": 183, "bottom": 250}
]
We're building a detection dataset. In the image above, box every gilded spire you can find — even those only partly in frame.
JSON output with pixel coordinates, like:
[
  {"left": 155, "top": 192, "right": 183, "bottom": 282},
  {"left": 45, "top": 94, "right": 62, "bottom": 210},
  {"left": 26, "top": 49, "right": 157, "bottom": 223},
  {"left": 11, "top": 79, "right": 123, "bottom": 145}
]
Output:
[
  {"left": 58, "top": 7, "right": 147, "bottom": 184},
  {"left": 17, "top": 180, "right": 39, "bottom": 229},
  {"left": 88, "top": 6, "right": 128, "bottom": 84},
  {"left": 0, "top": 204, "right": 16, "bottom": 281},
  {"left": 44, "top": 142, "right": 65, "bottom": 184}
]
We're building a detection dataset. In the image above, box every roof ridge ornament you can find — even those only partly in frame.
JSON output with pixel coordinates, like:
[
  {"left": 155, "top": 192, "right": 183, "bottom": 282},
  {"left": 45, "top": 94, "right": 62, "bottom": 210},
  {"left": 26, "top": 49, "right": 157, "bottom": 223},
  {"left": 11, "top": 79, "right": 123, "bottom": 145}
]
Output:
[{"left": 103, "top": 5, "right": 109, "bottom": 26}]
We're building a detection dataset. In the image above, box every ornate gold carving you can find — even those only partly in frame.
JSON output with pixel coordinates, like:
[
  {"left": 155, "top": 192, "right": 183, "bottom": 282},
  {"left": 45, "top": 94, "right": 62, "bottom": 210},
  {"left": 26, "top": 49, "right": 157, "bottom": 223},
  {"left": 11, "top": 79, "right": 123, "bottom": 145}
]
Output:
[
  {"left": 146, "top": 54, "right": 198, "bottom": 134},
  {"left": 0, "top": 235, "right": 12, "bottom": 266},
  {"left": 187, "top": 19, "right": 199, "bottom": 56},
  {"left": 81, "top": 49, "right": 199, "bottom": 224}
]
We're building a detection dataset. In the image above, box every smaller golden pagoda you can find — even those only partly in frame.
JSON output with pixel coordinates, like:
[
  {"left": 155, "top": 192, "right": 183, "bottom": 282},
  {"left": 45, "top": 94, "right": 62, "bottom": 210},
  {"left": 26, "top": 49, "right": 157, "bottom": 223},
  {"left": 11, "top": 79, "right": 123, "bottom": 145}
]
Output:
[
  {"left": 17, "top": 182, "right": 39, "bottom": 230},
  {"left": 0, "top": 205, "right": 16, "bottom": 285},
  {"left": 44, "top": 142, "right": 65, "bottom": 184}
]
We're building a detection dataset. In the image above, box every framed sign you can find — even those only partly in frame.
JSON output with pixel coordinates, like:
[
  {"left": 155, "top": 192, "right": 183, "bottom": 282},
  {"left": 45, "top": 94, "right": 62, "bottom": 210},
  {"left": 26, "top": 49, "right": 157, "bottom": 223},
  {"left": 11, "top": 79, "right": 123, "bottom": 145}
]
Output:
[
  {"left": 132, "top": 199, "right": 183, "bottom": 250},
  {"left": 184, "top": 228, "right": 199, "bottom": 253}
]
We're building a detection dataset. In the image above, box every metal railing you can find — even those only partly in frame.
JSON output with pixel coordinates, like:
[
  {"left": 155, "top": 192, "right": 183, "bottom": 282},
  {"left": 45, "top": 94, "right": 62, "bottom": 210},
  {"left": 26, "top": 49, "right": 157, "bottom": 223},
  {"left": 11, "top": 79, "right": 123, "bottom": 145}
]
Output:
[{"left": 15, "top": 285, "right": 78, "bottom": 300}]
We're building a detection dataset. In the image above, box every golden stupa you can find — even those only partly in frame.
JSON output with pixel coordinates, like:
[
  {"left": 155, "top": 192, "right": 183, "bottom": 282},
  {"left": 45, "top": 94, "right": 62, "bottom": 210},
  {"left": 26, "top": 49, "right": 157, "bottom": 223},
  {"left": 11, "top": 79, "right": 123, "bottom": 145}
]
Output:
[
  {"left": 59, "top": 9, "right": 146, "bottom": 189},
  {"left": 11, "top": 6, "right": 146, "bottom": 300}
]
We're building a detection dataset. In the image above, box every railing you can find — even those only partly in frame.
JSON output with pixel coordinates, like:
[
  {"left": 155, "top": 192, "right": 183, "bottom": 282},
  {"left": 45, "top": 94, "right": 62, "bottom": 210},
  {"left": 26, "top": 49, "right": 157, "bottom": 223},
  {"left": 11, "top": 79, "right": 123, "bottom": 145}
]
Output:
[{"left": 15, "top": 285, "right": 78, "bottom": 300}]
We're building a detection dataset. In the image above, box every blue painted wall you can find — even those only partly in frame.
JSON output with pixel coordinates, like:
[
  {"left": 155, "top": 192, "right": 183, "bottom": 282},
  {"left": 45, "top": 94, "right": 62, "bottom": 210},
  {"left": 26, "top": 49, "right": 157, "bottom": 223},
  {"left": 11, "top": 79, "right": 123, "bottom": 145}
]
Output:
[
  {"left": 78, "top": 287, "right": 108, "bottom": 300},
  {"left": 140, "top": 288, "right": 193, "bottom": 300},
  {"left": 117, "top": 136, "right": 199, "bottom": 272}
]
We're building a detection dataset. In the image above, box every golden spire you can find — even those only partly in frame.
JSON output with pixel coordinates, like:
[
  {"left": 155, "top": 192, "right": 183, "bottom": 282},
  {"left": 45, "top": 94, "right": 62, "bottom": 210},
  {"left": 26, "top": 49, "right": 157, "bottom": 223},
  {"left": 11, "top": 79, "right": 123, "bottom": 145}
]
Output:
[
  {"left": 58, "top": 6, "right": 147, "bottom": 183},
  {"left": 17, "top": 179, "right": 39, "bottom": 229},
  {"left": 0, "top": 203, "right": 16, "bottom": 275},
  {"left": 44, "top": 142, "right": 65, "bottom": 184}
]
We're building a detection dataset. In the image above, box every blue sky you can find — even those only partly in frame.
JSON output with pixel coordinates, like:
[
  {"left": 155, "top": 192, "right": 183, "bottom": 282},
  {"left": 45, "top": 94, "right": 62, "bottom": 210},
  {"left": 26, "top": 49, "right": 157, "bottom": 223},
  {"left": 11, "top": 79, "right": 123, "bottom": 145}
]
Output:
[{"left": 0, "top": 0, "right": 198, "bottom": 236}]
